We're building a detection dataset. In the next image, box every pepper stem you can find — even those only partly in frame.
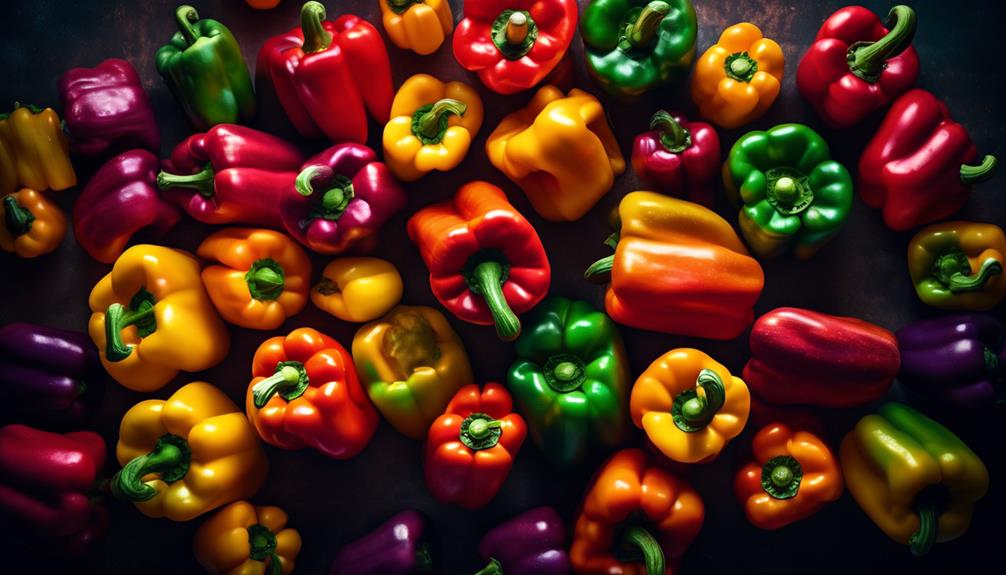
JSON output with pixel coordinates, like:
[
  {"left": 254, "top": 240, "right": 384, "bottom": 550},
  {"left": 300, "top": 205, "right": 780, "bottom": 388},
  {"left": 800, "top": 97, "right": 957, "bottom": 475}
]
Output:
[
  {"left": 622, "top": 526, "right": 665, "bottom": 575},
  {"left": 985, "top": 346, "right": 1000, "bottom": 376},
  {"left": 847, "top": 5, "right": 917, "bottom": 83},
  {"left": 505, "top": 12, "right": 529, "bottom": 45},
  {"left": 467, "top": 417, "right": 502, "bottom": 439},
  {"left": 584, "top": 255, "right": 614, "bottom": 284},
  {"left": 174, "top": 5, "right": 201, "bottom": 46},
  {"left": 473, "top": 558, "right": 503, "bottom": 575},
  {"left": 248, "top": 524, "right": 283, "bottom": 575},
  {"left": 3, "top": 195, "right": 34, "bottom": 237},
  {"left": 947, "top": 257, "right": 1003, "bottom": 293},
  {"left": 104, "top": 288, "right": 157, "bottom": 362},
  {"left": 253, "top": 361, "right": 308, "bottom": 408},
  {"left": 629, "top": 1, "right": 671, "bottom": 47},
  {"left": 724, "top": 52, "right": 758, "bottom": 82},
  {"left": 649, "top": 110, "right": 691, "bottom": 153},
  {"left": 246, "top": 258, "right": 286, "bottom": 301},
  {"left": 157, "top": 164, "right": 216, "bottom": 199},
  {"left": 960, "top": 155, "right": 997, "bottom": 184},
  {"left": 388, "top": 0, "right": 421, "bottom": 15},
  {"left": 413, "top": 99, "right": 467, "bottom": 144},
  {"left": 773, "top": 177, "right": 799, "bottom": 204},
  {"left": 672, "top": 369, "right": 727, "bottom": 432},
  {"left": 301, "top": 1, "right": 333, "bottom": 53},
  {"left": 910, "top": 501, "right": 938, "bottom": 556},
  {"left": 459, "top": 413, "right": 503, "bottom": 450},
  {"left": 470, "top": 260, "right": 520, "bottom": 341},
  {"left": 111, "top": 433, "right": 191, "bottom": 502}
]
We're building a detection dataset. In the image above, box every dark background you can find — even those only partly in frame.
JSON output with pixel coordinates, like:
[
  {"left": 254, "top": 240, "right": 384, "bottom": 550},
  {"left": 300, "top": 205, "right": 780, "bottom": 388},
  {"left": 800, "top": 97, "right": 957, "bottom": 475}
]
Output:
[{"left": 2, "top": 0, "right": 1004, "bottom": 573}]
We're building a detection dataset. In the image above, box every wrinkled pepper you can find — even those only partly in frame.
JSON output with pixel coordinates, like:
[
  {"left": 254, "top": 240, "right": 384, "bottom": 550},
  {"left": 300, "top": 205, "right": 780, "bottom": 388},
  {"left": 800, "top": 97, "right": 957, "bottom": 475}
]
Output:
[
  {"left": 408, "top": 181, "right": 551, "bottom": 341},
  {"left": 841, "top": 402, "right": 989, "bottom": 556},
  {"left": 380, "top": 0, "right": 454, "bottom": 56},
  {"left": 585, "top": 191, "right": 764, "bottom": 340},
  {"left": 477, "top": 507, "right": 570, "bottom": 575},
  {"left": 631, "top": 110, "right": 720, "bottom": 207},
  {"left": 312, "top": 257, "right": 403, "bottom": 323},
  {"left": 353, "top": 306, "right": 474, "bottom": 440},
  {"left": 486, "top": 86, "right": 624, "bottom": 222},
  {"left": 1, "top": 188, "right": 65, "bottom": 258},
  {"left": 248, "top": 327, "right": 378, "bottom": 459},
  {"left": 112, "top": 381, "right": 268, "bottom": 521},
  {"left": 329, "top": 510, "right": 432, "bottom": 575},
  {"left": 507, "top": 296, "right": 629, "bottom": 468},
  {"left": 194, "top": 501, "right": 301, "bottom": 575},
  {"left": 0, "top": 103, "right": 76, "bottom": 193},
  {"left": 908, "top": 221, "right": 1005, "bottom": 310},
  {"left": 88, "top": 244, "right": 229, "bottom": 392}
]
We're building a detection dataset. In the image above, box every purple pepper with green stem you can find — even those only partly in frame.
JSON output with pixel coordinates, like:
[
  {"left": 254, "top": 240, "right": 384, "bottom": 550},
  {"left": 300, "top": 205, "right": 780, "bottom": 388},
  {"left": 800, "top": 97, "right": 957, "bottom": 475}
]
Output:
[
  {"left": 329, "top": 510, "right": 433, "bottom": 575},
  {"left": 476, "top": 507, "right": 570, "bottom": 575}
]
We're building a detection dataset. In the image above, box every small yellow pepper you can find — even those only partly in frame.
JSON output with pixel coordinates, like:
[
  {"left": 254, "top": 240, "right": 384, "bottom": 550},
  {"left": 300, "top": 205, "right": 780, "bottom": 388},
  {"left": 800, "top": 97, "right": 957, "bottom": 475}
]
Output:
[
  {"left": 311, "top": 257, "right": 403, "bottom": 322},
  {"left": 0, "top": 103, "right": 76, "bottom": 192},
  {"left": 194, "top": 501, "right": 301, "bottom": 575},
  {"left": 379, "top": 0, "right": 454, "bottom": 56},
  {"left": 0, "top": 188, "right": 66, "bottom": 258}
]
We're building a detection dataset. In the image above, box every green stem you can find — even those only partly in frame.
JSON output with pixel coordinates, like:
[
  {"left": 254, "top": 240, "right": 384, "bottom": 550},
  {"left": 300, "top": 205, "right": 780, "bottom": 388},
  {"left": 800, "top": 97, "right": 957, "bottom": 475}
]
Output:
[
  {"left": 174, "top": 5, "right": 202, "bottom": 47},
  {"left": 544, "top": 354, "right": 587, "bottom": 393},
  {"left": 301, "top": 1, "right": 333, "bottom": 53},
  {"left": 473, "top": 558, "right": 503, "bottom": 575},
  {"left": 246, "top": 258, "right": 286, "bottom": 301},
  {"left": 415, "top": 542, "right": 434, "bottom": 573},
  {"left": 413, "top": 99, "right": 467, "bottom": 145},
  {"left": 947, "top": 258, "right": 1003, "bottom": 293},
  {"left": 622, "top": 527, "right": 665, "bottom": 575},
  {"left": 111, "top": 433, "right": 191, "bottom": 502},
  {"left": 104, "top": 289, "right": 157, "bottom": 362},
  {"left": 629, "top": 1, "right": 671, "bottom": 47},
  {"left": 584, "top": 255, "right": 614, "bottom": 284},
  {"left": 3, "top": 195, "right": 34, "bottom": 237},
  {"left": 847, "top": 5, "right": 917, "bottom": 83},
  {"left": 248, "top": 524, "right": 283, "bottom": 575},
  {"left": 650, "top": 110, "right": 691, "bottom": 153},
  {"left": 773, "top": 177, "right": 799, "bottom": 204},
  {"left": 985, "top": 346, "right": 1000, "bottom": 376},
  {"left": 959, "top": 155, "right": 997, "bottom": 184},
  {"left": 296, "top": 165, "right": 355, "bottom": 220},
  {"left": 672, "top": 369, "right": 726, "bottom": 432},
  {"left": 724, "top": 52, "right": 758, "bottom": 82},
  {"left": 253, "top": 361, "right": 308, "bottom": 408},
  {"left": 459, "top": 413, "right": 503, "bottom": 450},
  {"left": 761, "top": 455, "right": 803, "bottom": 499},
  {"left": 157, "top": 164, "right": 215, "bottom": 199},
  {"left": 909, "top": 501, "right": 938, "bottom": 556},
  {"left": 470, "top": 260, "right": 520, "bottom": 341},
  {"left": 467, "top": 417, "right": 502, "bottom": 440},
  {"left": 388, "top": 0, "right": 422, "bottom": 15}
]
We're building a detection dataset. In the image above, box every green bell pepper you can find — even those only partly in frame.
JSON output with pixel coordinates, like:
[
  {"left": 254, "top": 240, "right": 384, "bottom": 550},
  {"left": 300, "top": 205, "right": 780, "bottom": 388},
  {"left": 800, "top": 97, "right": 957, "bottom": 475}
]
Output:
[
  {"left": 155, "top": 5, "right": 256, "bottom": 130},
  {"left": 507, "top": 296, "right": 629, "bottom": 467},
  {"left": 580, "top": 0, "right": 697, "bottom": 101},
  {"left": 723, "top": 123, "right": 854, "bottom": 259}
]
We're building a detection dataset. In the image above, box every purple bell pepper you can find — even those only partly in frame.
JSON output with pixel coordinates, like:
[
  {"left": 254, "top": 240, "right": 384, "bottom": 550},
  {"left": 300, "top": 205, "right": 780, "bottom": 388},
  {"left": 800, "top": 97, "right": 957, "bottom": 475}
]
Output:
[
  {"left": 58, "top": 59, "right": 160, "bottom": 159},
  {"left": 330, "top": 510, "right": 432, "bottom": 575},
  {"left": 283, "top": 143, "right": 406, "bottom": 255},
  {"left": 896, "top": 313, "right": 1004, "bottom": 409},
  {"left": 476, "top": 507, "right": 570, "bottom": 575}
]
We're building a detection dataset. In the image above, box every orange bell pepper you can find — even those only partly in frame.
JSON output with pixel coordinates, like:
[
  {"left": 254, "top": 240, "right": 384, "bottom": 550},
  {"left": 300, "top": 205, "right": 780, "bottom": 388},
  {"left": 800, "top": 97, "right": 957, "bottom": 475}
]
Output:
[
  {"left": 194, "top": 501, "right": 301, "bottom": 575},
  {"left": 379, "top": 0, "right": 454, "bottom": 56},
  {"left": 0, "top": 188, "right": 66, "bottom": 258}
]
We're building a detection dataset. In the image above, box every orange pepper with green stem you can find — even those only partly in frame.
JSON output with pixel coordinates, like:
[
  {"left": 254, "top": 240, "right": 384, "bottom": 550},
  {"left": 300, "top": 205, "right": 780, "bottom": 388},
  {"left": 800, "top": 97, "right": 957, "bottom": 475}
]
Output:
[
  {"left": 1, "top": 188, "right": 66, "bottom": 257},
  {"left": 379, "top": 0, "right": 454, "bottom": 56},
  {"left": 194, "top": 501, "right": 301, "bottom": 575}
]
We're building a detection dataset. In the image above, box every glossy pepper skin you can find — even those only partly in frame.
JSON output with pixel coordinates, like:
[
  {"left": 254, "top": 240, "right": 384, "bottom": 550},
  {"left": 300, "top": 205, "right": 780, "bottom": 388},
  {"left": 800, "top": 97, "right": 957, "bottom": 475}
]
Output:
[
  {"left": 477, "top": 507, "right": 570, "bottom": 575},
  {"left": 247, "top": 0, "right": 282, "bottom": 8},
  {"left": 156, "top": 5, "right": 256, "bottom": 129},
  {"left": 425, "top": 383, "right": 526, "bottom": 509},
  {"left": 571, "top": 448, "right": 704, "bottom": 575},
  {"left": 0, "top": 425, "right": 107, "bottom": 555},
  {"left": 585, "top": 191, "right": 764, "bottom": 340},
  {"left": 197, "top": 228, "right": 311, "bottom": 330},
  {"left": 797, "top": 6, "right": 919, "bottom": 129},
  {"left": 487, "top": 86, "right": 624, "bottom": 222},
  {"left": 313, "top": 257, "right": 403, "bottom": 323},
  {"left": 285, "top": 143, "right": 406, "bottom": 254},
  {"left": 508, "top": 297, "right": 629, "bottom": 468},
  {"left": 380, "top": 0, "right": 454, "bottom": 56},
  {"left": 861, "top": 90, "right": 997, "bottom": 231},
  {"left": 158, "top": 124, "right": 304, "bottom": 227},
  {"left": 724, "top": 124, "right": 854, "bottom": 259},
  {"left": 194, "top": 501, "right": 301, "bottom": 575},
  {"left": 735, "top": 423, "right": 843, "bottom": 530},
  {"left": 0, "top": 103, "right": 76, "bottom": 193},
  {"left": 631, "top": 110, "right": 720, "bottom": 207},
  {"left": 454, "top": 0, "right": 578, "bottom": 94},
  {"left": 329, "top": 510, "right": 432, "bottom": 575},
  {"left": 908, "top": 221, "right": 1006, "bottom": 310},
  {"left": 88, "top": 244, "right": 229, "bottom": 392},
  {"left": 112, "top": 381, "right": 268, "bottom": 521},
  {"left": 1, "top": 188, "right": 66, "bottom": 257},
  {"left": 258, "top": 2, "right": 392, "bottom": 144},
  {"left": 897, "top": 314, "right": 1005, "bottom": 409},
  {"left": 744, "top": 307, "right": 900, "bottom": 407},
  {"left": 248, "top": 327, "right": 378, "bottom": 459},
  {"left": 408, "top": 181, "right": 551, "bottom": 341},
  {"left": 841, "top": 402, "right": 989, "bottom": 556},
  {"left": 353, "top": 306, "right": 474, "bottom": 440},
  {"left": 74, "top": 150, "right": 182, "bottom": 263},
  {"left": 58, "top": 58, "right": 160, "bottom": 158}
]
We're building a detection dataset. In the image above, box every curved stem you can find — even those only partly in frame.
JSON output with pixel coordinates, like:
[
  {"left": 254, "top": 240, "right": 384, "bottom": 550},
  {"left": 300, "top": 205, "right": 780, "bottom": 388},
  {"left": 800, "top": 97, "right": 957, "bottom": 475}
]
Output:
[
  {"left": 296, "top": 165, "right": 332, "bottom": 198},
  {"left": 301, "top": 1, "right": 333, "bottom": 53},
  {"left": 584, "top": 255, "right": 614, "bottom": 284},
  {"left": 847, "top": 5, "right": 917, "bottom": 83},
  {"left": 414, "top": 98, "right": 467, "bottom": 144},
  {"left": 959, "top": 155, "right": 997, "bottom": 184},
  {"left": 3, "top": 195, "right": 34, "bottom": 236},
  {"left": 157, "top": 164, "right": 215, "bottom": 199},
  {"left": 628, "top": 1, "right": 671, "bottom": 47},
  {"left": 111, "top": 434, "right": 190, "bottom": 502},
  {"left": 174, "top": 5, "right": 201, "bottom": 47},
  {"left": 471, "top": 261, "right": 520, "bottom": 341},
  {"left": 947, "top": 258, "right": 1003, "bottom": 293},
  {"left": 246, "top": 258, "right": 286, "bottom": 301},
  {"left": 253, "top": 362, "right": 308, "bottom": 408},
  {"left": 909, "top": 501, "right": 938, "bottom": 556},
  {"left": 104, "top": 289, "right": 157, "bottom": 362},
  {"left": 649, "top": 110, "right": 691, "bottom": 153},
  {"left": 473, "top": 558, "right": 503, "bottom": 575},
  {"left": 467, "top": 417, "right": 502, "bottom": 440},
  {"left": 622, "top": 526, "right": 665, "bottom": 575},
  {"left": 673, "top": 369, "right": 726, "bottom": 432}
]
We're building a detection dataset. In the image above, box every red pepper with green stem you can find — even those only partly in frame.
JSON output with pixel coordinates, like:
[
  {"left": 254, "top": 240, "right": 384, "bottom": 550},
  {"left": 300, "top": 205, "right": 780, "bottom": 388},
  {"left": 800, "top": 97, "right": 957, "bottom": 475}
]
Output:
[{"left": 631, "top": 110, "right": 720, "bottom": 206}]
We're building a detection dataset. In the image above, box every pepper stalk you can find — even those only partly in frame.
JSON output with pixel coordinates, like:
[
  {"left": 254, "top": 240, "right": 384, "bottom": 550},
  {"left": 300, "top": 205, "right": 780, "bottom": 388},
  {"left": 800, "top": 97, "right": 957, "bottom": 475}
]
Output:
[{"left": 847, "top": 5, "right": 917, "bottom": 83}]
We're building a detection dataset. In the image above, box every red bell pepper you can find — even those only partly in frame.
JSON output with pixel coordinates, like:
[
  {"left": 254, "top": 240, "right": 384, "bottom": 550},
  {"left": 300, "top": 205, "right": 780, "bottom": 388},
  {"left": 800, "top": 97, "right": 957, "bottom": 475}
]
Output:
[
  {"left": 452, "top": 0, "right": 579, "bottom": 95},
  {"left": 797, "top": 5, "right": 919, "bottom": 129},
  {"left": 424, "top": 383, "right": 526, "bottom": 509},
  {"left": 257, "top": 1, "right": 393, "bottom": 144},
  {"left": 859, "top": 89, "right": 998, "bottom": 231},
  {"left": 631, "top": 110, "right": 720, "bottom": 207},
  {"left": 743, "top": 307, "right": 901, "bottom": 407},
  {"left": 157, "top": 124, "right": 304, "bottom": 228}
]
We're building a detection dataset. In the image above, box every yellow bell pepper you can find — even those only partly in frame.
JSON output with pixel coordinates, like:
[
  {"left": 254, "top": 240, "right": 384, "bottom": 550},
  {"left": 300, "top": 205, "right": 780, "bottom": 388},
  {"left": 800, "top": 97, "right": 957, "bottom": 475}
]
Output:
[
  {"left": 88, "top": 244, "right": 230, "bottom": 392},
  {"left": 379, "top": 0, "right": 454, "bottom": 56},
  {"left": 0, "top": 188, "right": 66, "bottom": 258},
  {"left": 383, "top": 74, "right": 483, "bottom": 182},
  {"left": 311, "top": 257, "right": 403, "bottom": 322},
  {"left": 486, "top": 85, "right": 625, "bottom": 222},
  {"left": 194, "top": 501, "right": 301, "bottom": 575},
  {"left": 112, "top": 382, "right": 269, "bottom": 522},
  {"left": 630, "top": 348, "right": 750, "bottom": 463},
  {"left": 0, "top": 103, "right": 76, "bottom": 192},
  {"left": 691, "top": 23, "right": 785, "bottom": 129}
]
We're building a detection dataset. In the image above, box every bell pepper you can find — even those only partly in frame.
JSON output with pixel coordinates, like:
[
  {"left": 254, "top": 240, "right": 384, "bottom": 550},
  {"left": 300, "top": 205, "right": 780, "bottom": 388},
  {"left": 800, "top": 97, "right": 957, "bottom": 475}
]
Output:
[
  {"left": 581, "top": 0, "right": 697, "bottom": 100},
  {"left": 570, "top": 448, "right": 704, "bottom": 575},
  {"left": 723, "top": 123, "right": 854, "bottom": 259},
  {"left": 486, "top": 86, "right": 624, "bottom": 222},
  {"left": 897, "top": 313, "right": 1005, "bottom": 409},
  {"left": 383, "top": 74, "right": 484, "bottom": 182},
  {"left": 859, "top": 89, "right": 998, "bottom": 231},
  {"left": 87, "top": 244, "right": 229, "bottom": 392},
  {"left": 57, "top": 58, "right": 160, "bottom": 158},
  {"left": 840, "top": 402, "right": 989, "bottom": 556},
  {"left": 0, "top": 103, "right": 76, "bottom": 193},
  {"left": 476, "top": 507, "right": 570, "bottom": 575},
  {"left": 424, "top": 383, "right": 526, "bottom": 509},
  {"left": 312, "top": 257, "right": 403, "bottom": 323},
  {"left": 691, "top": 23, "right": 784, "bottom": 128},
  {"left": 73, "top": 150, "right": 182, "bottom": 263},
  {"left": 453, "top": 0, "right": 578, "bottom": 94},
  {"left": 380, "top": 0, "right": 454, "bottom": 56},
  {"left": 744, "top": 307, "right": 900, "bottom": 407},
  {"left": 734, "top": 423, "right": 843, "bottom": 530},
  {"left": 156, "top": 5, "right": 256, "bottom": 129},
  {"left": 0, "top": 425, "right": 106, "bottom": 555},
  {"left": 407, "top": 181, "right": 551, "bottom": 341},
  {"left": 194, "top": 501, "right": 301, "bottom": 575},
  {"left": 112, "top": 381, "right": 268, "bottom": 521},
  {"left": 353, "top": 306, "right": 474, "bottom": 440},
  {"left": 284, "top": 143, "right": 406, "bottom": 253},
  {"left": 258, "top": 1, "right": 392, "bottom": 144},
  {"left": 584, "top": 191, "right": 764, "bottom": 340},
  {"left": 1, "top": 188, "right": 65, "bottom": 258},
  {"left": 0, "top": 322, "right": 100, "bottom": 426},
  {"left": 247, "top": 327, "right": 378, "bottom": 459},
  {"left": 907, "top": 221, "right": 1006, "bottom": 310},
  {"left": 797, "top": 6, "right": 919, "bottom": 129},
  {"left": 630, "top": 348, "right": 750, "bottom": 464},
  {"left": 507, "top": 296, "right": 629, "bottom": 468},
  {"left": 247, "top": 0, "right": 282, "bottom": 8},
  {"left": 329, "top": 510, "right": 433, "bottom": 575},
  {"left": 631, "top": 110, "right": 720, "bottom": 207}
]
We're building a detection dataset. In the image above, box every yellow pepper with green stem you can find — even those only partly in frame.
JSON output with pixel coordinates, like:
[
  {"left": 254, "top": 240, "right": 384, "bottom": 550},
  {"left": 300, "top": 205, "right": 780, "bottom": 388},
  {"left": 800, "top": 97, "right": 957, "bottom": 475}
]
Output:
[{"left": 0, "top": 103, "right": 76, "bottom": 193}]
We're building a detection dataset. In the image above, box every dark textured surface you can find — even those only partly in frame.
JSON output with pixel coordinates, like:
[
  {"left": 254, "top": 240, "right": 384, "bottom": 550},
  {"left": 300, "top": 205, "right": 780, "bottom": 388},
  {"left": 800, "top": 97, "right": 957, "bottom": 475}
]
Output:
[{"left": 2, "top": 0, "right": 1004, "bottom": 573}]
